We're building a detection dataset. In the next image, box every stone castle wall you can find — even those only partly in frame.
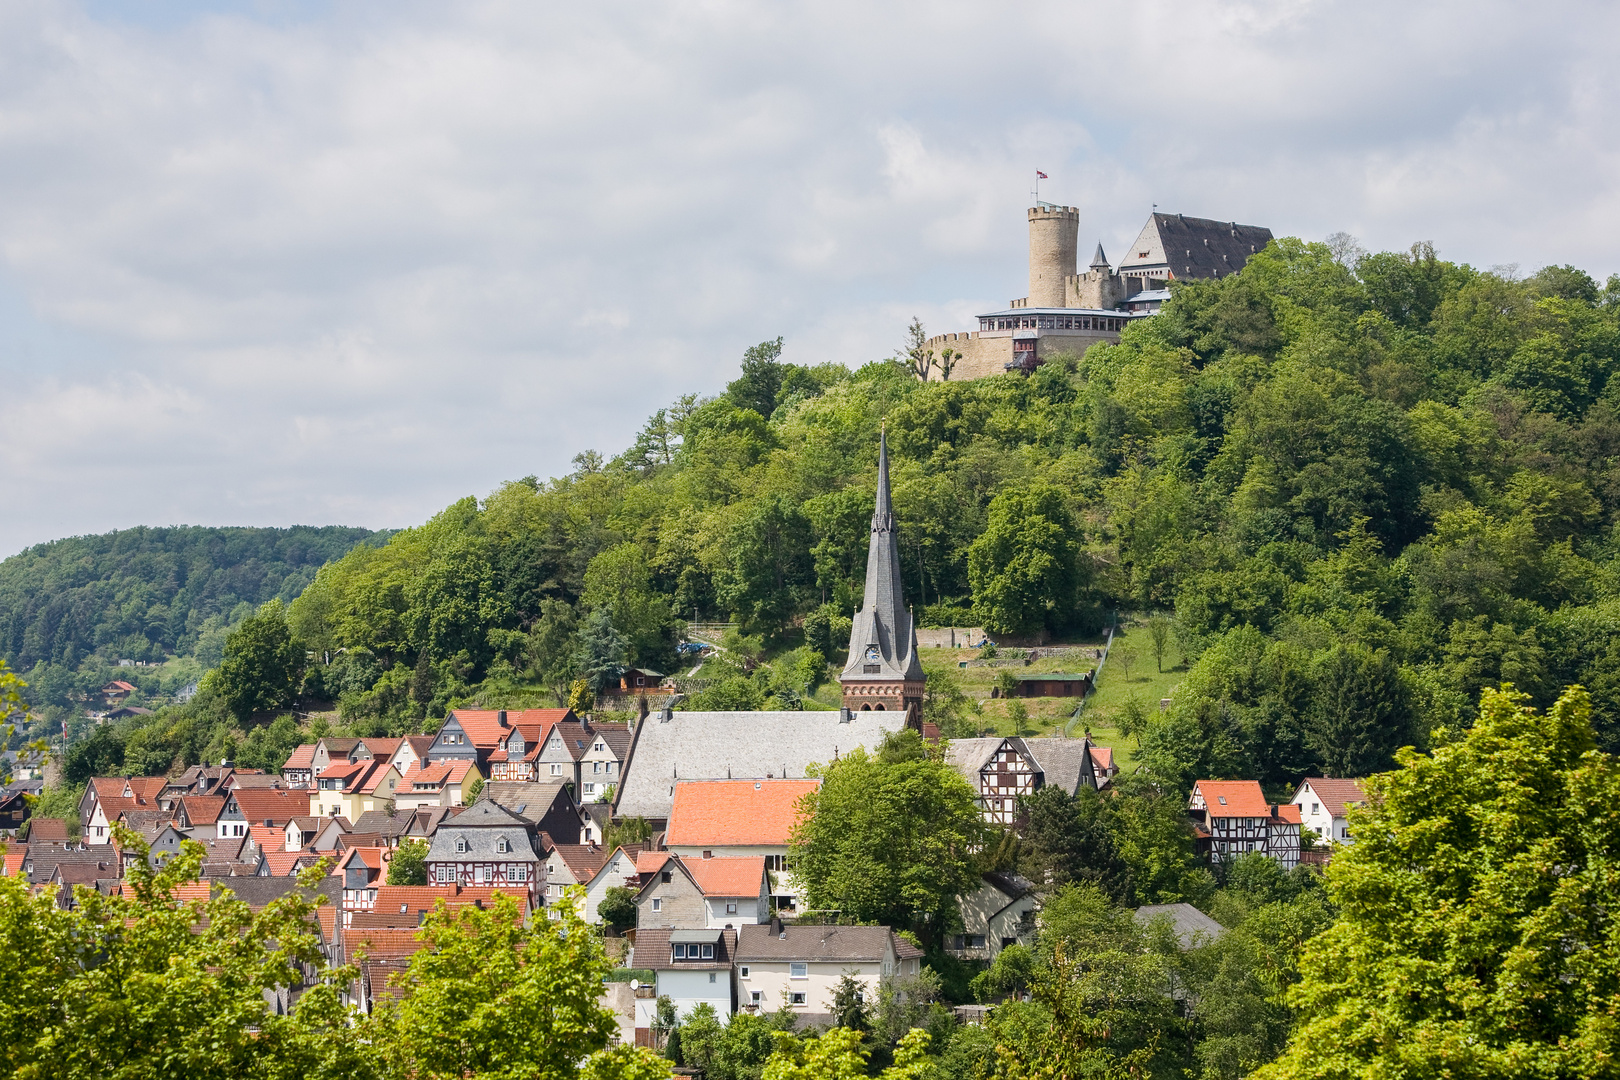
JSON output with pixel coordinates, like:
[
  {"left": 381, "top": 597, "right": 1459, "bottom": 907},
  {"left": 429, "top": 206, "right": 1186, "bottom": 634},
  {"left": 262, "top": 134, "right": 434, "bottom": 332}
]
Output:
[{"left": 923, "top": 331, "right": 1008, "bottom": 381}]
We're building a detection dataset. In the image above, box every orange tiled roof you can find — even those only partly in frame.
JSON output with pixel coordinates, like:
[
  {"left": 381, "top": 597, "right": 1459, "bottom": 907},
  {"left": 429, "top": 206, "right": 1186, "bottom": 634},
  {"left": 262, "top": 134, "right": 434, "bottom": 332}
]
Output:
[
  {"left": 683, "top": 855, "right": 767, "bottom": 897},
  {"left": 666, "top": 779, "right": 817, "bottom": 848},
  {"left": 282, "top": 745, "right": 317, "bottom": 771},
  {"left": 1273, "top": 803, "right": 1302, "bottom": 824},
  {"left": 445, "top": 708, "right": 575, "bottom": 749},
  {"left": 262, "top": 850, "right": 320, "bottom": 876},
  {"left": 3, "top": 846, "right": 26, "bottom": 877},
  {"left": 635, "top": 850, "right": 671, "bottom": 876},
  {"left": 248, "top": 823, "right": 284, "bottom": 851},
  {"left": 1091, "top": 746, "right": 1114, "bottom": 771},
  {"left": 180, "top": 795, "right": 226, "bottom": 826},
  {"left": 1194, "top": 780, "right": 1272, "bottom": 819}
]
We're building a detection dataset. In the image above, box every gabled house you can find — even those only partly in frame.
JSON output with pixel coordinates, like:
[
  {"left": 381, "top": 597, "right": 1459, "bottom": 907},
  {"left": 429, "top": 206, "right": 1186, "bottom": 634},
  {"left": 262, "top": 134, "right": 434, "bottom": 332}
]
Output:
[
  {"left": 388, "top": 736, "right": 436, "bottom": 778},
  {"left": 1188, "top": 780, "right": 1301, "bottom": 869},
  {"left": 100, "top": 680, "right": 137, "bottom": 705},
  {"left": 310, "top": 738, "right": 361, "bottom": 773},
  {"left": 173, "top": 795, "right": 227, "bottom": 839},
  {"left": 218, "top": 788, "right": 313, "bottom": 840},
  {"left": 312, "top": 759, "right": 401, "bottom": 820},
  {"left": 486, "top": 718, "right": 556, "bottom": 782},
  {"left": 579, "top": 723, "right": 633, "bottom": 801},
  {"left": 536, "top": 721, "right": 595, "bottom": 792},
  {"left": 282, "top": 745, "right": 318, "bottom": 788},
  {"left": 1291, "top": 777, "right": 1368, "bottom": 847},
  {"left": 478, "top": 781, "right": 584, "bottom": 845},
  {"left": 733, "top": 921, "right": 923, "bottom": 1020},
  {"left": 542, "top": 843, "right": 610, "bottom": 908},
  {"left": 951, "top": 872, "right": 1037, "bottom": 961},
  {"left": 664, "top": 778, "right": 816, "bottom": 912},
  {"left": 636, "top": 854, "right": 770, "bottom": 930},
  {"left": 0, "top": 786, "right": 33, "bottom": 833},
  {"left": 284, "top": 816, "right": 322, "bottom": 851},
  {"left": 427, "top": 708, "right": 578, "bottom": 770},
  {"left": 80, "top": 777, "right": 167, "bottom": 843},
  {"left": 335, "top": 846, "right": 393, "bottom": 922},
  {"left": 424, "top": 799, "right": 543, "bottom": 905},
  {"left": 394, "top": 758, "right": 482, "bottom": 810},
  {"left": 311, "top": 816, "right": 353, "bottom": 851},
  {"left": 577, "top": 844, "right": 648, "bottom": 923},
  {"left": 944, "top": 736, "right": 1116, "bottom": 826},
  {"left": 629, "top": 927, "right": 738, "bottom": 1028}
]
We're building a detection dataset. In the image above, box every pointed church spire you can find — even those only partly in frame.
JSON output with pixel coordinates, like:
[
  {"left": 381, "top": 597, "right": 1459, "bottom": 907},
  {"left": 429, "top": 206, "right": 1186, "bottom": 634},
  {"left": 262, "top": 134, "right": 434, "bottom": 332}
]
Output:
[
  {"left": 840, "top": 429, "right": 925, "bottom": 713},
  {"left": 1090, "top": 243, "right": 1110, "bottom": 270}
]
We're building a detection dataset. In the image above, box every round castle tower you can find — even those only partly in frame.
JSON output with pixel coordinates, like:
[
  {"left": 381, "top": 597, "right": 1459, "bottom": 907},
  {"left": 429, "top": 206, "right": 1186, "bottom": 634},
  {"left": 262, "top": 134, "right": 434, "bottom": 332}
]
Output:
[{"left": 1027, "top": 204, "right": 1080, "bottom": 308}]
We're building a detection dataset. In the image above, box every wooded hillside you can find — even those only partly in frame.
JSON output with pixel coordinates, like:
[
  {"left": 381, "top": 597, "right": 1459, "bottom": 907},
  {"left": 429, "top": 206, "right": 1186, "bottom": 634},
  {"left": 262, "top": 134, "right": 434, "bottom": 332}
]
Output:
[{"left": 275, "top": 241, "right": 1620, "bottom": 796}]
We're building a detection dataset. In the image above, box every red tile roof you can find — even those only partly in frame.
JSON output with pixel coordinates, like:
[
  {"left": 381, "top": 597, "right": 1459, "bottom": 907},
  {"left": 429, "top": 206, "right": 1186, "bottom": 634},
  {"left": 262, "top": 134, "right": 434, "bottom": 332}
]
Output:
[
  {"left": 1193, "top": 780, "right": 1272, "bottom": 820},
  {"left": 230, "top": 789, "right": 311, "bottom": 825},
  {"left": 401, "top": 759, "right": 474, "bottom": 790},
  {"left": 3, "top": 846, "right": 26, "bottom": 877},
  {"left": 27, "top": 818, "right": 68, "bottom": 843},
  {"left": 1299, "top": 778, "right": 1368, "bottom": 819},
  {"left": 1091, "top": 746, "right": 1114, "bottom": 771},
  {"left": 445, "top": 708, "right": 576, "bottom": 749},
  {"left": 683, "top": 855, "right": 767, "bottom": 898},
  {"left": 635, "top": 851, "right": 671, "bottom": 876},
  {"left": 369, "top": 884, "right": 528, "bottom": 922},
  {"left": 665, "top": 779, "right": 817, "bottom": 848},
  {"left": 1273, "top": 803, "right": 1302, "bottom": 824},
  {"left": 261, "top": 850, "right": 321, "bottom": 876},
  {"left": 248, "top": 824, "right": 284, "bottom": 853},
  {"left": 179, "top": 796, "right": 226, "bottom": 826},
  {"left": 283, "top": 745, "right": 317, "bottom": 771}
]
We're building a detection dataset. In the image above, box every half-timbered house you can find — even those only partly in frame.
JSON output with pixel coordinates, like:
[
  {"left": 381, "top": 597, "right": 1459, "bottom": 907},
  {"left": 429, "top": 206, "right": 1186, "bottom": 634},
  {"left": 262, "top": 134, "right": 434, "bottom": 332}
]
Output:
[
  {"left": 424, "top": 799, "right": 543, "bottom": 907},
  {"left": 1187, "top": 780, "right": 1301, "bottom": 869}
]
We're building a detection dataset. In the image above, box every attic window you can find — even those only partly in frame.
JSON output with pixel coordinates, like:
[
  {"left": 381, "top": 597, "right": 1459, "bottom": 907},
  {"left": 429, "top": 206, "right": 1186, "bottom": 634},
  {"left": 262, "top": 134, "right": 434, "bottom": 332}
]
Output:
[
  {"left": 497, "top": 837, "right": 510, "bottom": 854},
  {"left": 1217, "top": 796, "right": 1227, "bottom": 805},
  {"left": 456, "top": 837, "right": 469, "bottom": 853}
]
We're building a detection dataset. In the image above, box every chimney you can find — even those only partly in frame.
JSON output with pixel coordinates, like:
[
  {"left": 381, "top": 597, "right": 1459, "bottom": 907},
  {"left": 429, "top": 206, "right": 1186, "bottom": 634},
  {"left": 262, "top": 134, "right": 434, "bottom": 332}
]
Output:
[
  {"left": 769, "top": 914, "right": 784, "bottom": 937},
  {"left": 838, "top": 707, "right": 852, "bottom": 723},
  {"left": 660, "top": 707, "right": 674, "bottom": 722},
  {"left": 497, "top": 710, "right": 508, "bottom": 728}
]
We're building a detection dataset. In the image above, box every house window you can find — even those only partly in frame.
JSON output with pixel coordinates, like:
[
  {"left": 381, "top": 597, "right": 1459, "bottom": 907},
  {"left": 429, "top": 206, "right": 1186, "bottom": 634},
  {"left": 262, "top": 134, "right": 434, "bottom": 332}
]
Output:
[
  {"left": 652, "top": 898, "right": 662, "bottom": 912},
  {"left": 481, "top": 865, "right": 493, "bottom": 882},
  {"left": 550, "top": 764, "right": 561, "bottom": 776},
  {"left": 674, "top": 944, "right": 686, "bottom": 959},
  {"left": 592, "top": 762, "right": 601, "bottom": 774},
  {"left": 790, "top": 963, "right": 808, "bottom": 979},
  {"left": 750, "top": 990, "right": 762, "bottom": 1004},
  {"left": 702, "top": 944, "right": 714, "bottom": 959},
  {"left": 594, "top": 742, "right": 604, "bottom": 752},
  {"left": 661, "top": 871, "right": 672, "bottom": 883},
  {"left": 497, "top": 837, "right": 510, "bottom": 854},
  {"left": 1311, "top": 802, "right": 1320, "bottom": 814},
  {"left": 726, "top": 902, "right": 738, "bottom": 914},
  {"left": 709, "top": 972, "right": 716, "bottom": 983},
  {"left": 456, "top": 838, "right": 469, "bottom": 853},
  {"left": 513, "top": 865, "right": 527, "bottom": 882},
  {"left": 790, "top": 992, "right": 806, "bottom": 1006},
  {"left": 583, "top": 783, "right": 595, "bottom": 795},
  {"left": 739, "top": 966, "right": 750, "bottom": 978}
]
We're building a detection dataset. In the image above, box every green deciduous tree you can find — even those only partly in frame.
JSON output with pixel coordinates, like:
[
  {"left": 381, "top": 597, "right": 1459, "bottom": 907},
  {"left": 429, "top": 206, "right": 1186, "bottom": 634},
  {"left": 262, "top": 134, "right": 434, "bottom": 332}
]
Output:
[
  {"left": 790, "top": 745, "right": 987, "bottom": 936},
  {"left": 969, "top": 485, "right": 1081, "bottom": 636},
  {"left": 598, "top": 886, "right": 639, "bottom": 934},
  {"left": 1256, "top": 685, "right": 1620, "bottom": 1080},
  {"left": 376, "top": 892, "right": 671, "bottom": 1080},
  {"left": 209, "top": 600, "right": 305, "bottom": 723},
  {"left": 386, "top": 837, "right": 430, "bottom": 886}
]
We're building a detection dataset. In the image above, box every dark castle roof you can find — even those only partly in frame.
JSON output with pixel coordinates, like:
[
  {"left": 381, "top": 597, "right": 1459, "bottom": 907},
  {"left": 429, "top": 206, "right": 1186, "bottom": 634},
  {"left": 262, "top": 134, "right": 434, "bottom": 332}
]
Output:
[{"left": 1116, "top": 213, "right": 1273, "bottom": 281}]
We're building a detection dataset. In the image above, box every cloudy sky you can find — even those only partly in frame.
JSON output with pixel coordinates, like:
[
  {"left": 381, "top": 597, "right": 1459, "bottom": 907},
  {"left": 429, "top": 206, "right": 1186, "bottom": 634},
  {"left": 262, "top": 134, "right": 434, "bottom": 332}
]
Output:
[{"left": 1, "top": 0, "right": 1617, "bottom": 556}]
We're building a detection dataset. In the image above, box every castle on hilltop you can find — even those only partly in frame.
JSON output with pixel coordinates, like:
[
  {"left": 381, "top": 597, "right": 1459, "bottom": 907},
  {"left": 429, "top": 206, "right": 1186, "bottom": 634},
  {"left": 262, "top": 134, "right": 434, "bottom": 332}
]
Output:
[{"left": 928, "top": 206, "right": 1274, "bottom": 380}]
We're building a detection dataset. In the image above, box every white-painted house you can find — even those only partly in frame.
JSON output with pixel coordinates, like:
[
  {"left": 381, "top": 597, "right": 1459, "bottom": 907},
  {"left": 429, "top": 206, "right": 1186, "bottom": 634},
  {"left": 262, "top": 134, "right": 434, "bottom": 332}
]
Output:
[{"left": 1290, "top": 777, "right": 1368, "bottom": 846}]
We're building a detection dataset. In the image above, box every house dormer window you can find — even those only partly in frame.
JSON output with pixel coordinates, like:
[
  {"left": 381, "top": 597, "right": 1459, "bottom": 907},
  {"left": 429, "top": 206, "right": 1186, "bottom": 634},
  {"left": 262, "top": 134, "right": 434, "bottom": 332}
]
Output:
[
  {"left": 497, "top": 837, "right": 510, "bottom": 854},
  {"left": 456, "top": 837, "right": 469, "bottom": 854}
]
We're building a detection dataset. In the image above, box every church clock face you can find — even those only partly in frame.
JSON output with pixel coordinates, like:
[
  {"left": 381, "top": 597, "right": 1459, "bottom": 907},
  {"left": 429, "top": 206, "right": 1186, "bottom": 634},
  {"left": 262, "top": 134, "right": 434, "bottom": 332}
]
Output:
[{"left": 865, "top": 645, "right": 880, "bottom": 662}]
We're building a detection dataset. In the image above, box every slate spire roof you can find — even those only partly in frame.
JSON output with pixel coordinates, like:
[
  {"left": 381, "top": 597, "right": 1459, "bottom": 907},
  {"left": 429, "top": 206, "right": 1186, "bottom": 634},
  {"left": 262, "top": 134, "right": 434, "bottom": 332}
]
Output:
[
  {"left": 1090, "top": 243, "right": 1110, "bottom": 269},
  {"left": 841, "top": 430, "right": 924, "bottom": 684}
]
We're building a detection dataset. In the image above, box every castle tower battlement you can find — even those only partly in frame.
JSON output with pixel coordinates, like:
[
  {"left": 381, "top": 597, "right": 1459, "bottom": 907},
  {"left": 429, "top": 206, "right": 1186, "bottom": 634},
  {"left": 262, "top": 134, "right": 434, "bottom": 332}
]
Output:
[{"left": 1028, "top": 205, "right": 1079, "bottom": 308}]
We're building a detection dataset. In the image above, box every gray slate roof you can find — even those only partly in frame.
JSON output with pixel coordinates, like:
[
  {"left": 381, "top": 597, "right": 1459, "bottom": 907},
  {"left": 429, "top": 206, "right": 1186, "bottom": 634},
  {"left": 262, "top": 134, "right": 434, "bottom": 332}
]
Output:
[
  {"left": 839, "top": 433, "right": 924, "bottom": 686},
  {"left": 615, "top": 710, "right": 897, "bottom": 821},
  {"left": 427, "top": 798, "right": 540, "bottom": 863},
  {"left": 735, "top": 923, "right": 916, "bottom": 963},
  {"left": 1116, "top": 212, "right": 1273, "bottom": 281},
  {"left": 481, "top": 781, "right": 570, "bottom": 823},
  {"left": 1134, "top": 903, "right": 1226, "bottom": 948},
  {"left": 944, "top": 737, "right": 1100, "bottom": 794}
]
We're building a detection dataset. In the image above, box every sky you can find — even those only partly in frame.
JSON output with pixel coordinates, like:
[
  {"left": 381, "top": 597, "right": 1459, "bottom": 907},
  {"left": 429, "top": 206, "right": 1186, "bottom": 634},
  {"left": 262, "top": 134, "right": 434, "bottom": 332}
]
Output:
[{"left": 1, "top": 0, "right": 1617, "bottom": 557}]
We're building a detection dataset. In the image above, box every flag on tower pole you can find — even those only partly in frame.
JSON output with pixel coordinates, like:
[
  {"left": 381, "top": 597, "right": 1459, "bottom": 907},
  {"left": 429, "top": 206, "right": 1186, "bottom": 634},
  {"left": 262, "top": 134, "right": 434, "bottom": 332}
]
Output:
[{"left": 1034, "top": 170, "right": 1048, "bottom": 202}]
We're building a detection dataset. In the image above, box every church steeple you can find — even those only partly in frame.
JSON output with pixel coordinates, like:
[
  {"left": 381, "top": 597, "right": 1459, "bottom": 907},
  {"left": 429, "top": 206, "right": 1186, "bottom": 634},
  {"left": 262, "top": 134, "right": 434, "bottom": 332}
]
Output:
[{"left": 841, "top": 429, "right": 925, "bottom": 718}]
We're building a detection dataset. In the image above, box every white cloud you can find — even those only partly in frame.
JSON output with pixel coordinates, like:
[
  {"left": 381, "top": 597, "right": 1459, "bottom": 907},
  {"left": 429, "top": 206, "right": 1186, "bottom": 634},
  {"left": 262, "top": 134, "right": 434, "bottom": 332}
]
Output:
[{"left": 1, "top": 0, "right": 1618, "bottom": 554}]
